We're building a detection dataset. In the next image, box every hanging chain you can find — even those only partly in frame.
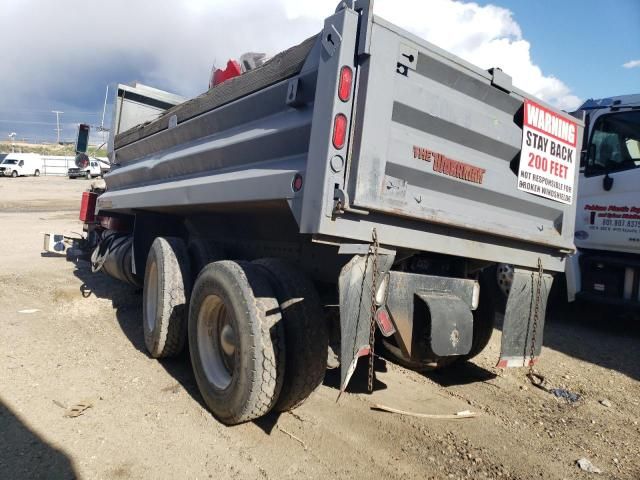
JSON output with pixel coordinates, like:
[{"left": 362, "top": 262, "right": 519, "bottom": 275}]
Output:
[
  {"left": 367, "top": 228, "right": 379, "bottom": 393},
  {"left": 528, "top": 258, "right": 544, "bottom": 377}
]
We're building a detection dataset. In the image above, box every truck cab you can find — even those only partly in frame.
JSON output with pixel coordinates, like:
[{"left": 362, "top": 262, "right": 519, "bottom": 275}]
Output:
[
  {"left": 566, "top": 95, "right": 640, "bottom": 307},
  {"left": 0, "top": 153, "right": 43, "bottom": 177}
]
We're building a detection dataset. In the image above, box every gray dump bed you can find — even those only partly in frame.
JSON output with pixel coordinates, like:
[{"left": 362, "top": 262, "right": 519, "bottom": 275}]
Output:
[{"left": 102, "top": 1, "right": 582, "bottom": 272}]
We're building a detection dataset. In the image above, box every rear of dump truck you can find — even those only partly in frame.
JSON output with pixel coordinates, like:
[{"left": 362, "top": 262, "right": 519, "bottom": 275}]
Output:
[{"left": 80, "top": 1, "right": 582, "bottom": 424}]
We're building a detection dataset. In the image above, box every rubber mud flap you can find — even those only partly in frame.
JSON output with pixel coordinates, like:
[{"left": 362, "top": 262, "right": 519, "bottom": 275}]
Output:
[
  {"left": 498, "top": 267, "right": 554, "bottom": 368},
  {"left": 338, "top": 253, "right": 394, "bottom": 393},
  {"left": 416, "top": 292, "right": 472, "bottom": 357}
]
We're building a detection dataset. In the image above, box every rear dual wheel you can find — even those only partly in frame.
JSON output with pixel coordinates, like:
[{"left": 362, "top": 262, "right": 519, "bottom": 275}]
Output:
[
  {"left": 188, "top": 258, "right": 328, "bottom": 424},
  {"left": 254, "top": 259, "right": 328, "bottom": 412},
  {"left": 188, "top": 261, "right": 285, "bottom": 424},
  {"left": 143, "top": 242, "right": 328, "bottom": 424}
]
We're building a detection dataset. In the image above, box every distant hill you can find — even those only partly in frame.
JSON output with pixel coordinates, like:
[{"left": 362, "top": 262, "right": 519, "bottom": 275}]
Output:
[{"left": 0, "top": 141, "right": 107, "bottom": 157}]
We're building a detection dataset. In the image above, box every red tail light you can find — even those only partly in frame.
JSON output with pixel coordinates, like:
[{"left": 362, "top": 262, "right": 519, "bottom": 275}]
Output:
[
  {"left": 332, "top": 114, "right": 347, "bottom": 149},
  {"left": 338, "top": 66, "right": 353, "bottom": 102},
  {"left": 79, "top": 191, "right": 98, "bottom": 223}
]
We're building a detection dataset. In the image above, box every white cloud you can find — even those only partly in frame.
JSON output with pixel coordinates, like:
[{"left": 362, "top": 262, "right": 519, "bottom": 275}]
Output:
[
  {"left": 372, "top": 0, "right": 581, "bottom": 110},
  {"left": 284, "top": 0, "right": 582, "bottom": 110},
  {"left": 623, "top": 59, "right": 640, "bottom": 69},
  {"left": 0, "top": 0, "right": 582, "bottom": 139}
]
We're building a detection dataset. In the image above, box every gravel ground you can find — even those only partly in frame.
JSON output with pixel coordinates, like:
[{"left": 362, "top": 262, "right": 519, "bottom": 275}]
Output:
[{"left": 0, "top": 177, "right": 639, "bottom": 480}]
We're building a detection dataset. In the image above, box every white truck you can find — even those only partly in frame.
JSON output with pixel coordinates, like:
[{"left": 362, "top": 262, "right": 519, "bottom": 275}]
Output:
[
  {"left": 67, "top": 156, "right": 110, "bottom": 179},
  {"left": 0, "top": 153, "right": 44, "bottom": 178},
  {"left": 566, "top": 94, "right": 640, "bottom": 308},
  {"left": 67, "top": 123, "right": 111, "bottom": 179}
]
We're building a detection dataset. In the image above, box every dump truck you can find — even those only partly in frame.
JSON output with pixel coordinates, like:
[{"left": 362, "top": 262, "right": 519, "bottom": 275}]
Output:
[{"left": 72, "top": 1, "right": 583, "bottom": 425}]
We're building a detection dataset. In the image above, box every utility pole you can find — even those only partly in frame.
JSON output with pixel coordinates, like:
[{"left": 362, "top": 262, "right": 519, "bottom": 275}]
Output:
[
  {"left": 100, "top": 85, "right": 110, "bottom": 143},
  {"left": 52, "top": 110, "right": 64, "bottom": 144}
]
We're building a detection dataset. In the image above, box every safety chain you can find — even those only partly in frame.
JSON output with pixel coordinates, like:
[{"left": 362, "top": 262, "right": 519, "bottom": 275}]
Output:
[
  {"left": 527, "top": 258, "right": 544, "bottom": 378},
  {"left": 367, "top": 228, "right": 379, "bottom": 393}
]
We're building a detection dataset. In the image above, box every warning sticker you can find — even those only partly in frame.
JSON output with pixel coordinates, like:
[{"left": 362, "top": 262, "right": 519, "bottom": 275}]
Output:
[{"left": 517, "top": 99, "right": 578, "bottom": 205}]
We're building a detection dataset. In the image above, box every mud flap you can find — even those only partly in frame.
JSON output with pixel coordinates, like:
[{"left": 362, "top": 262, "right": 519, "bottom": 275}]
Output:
[
  {"left": 416, "top": 292, "right": 473, "bottom": 357},
  {"left": 498, "top": 266, "right": 554, "bottom": 368},
  {"left": 338, "top": 252, "right": 394, "bottom": 394}
]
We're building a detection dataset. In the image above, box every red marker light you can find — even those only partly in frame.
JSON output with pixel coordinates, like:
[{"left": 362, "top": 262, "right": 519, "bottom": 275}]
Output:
[
  {"left": 338, "top": 66, "right": 353, "bottom": 102},
  {"left": 292, "top": 173, "right": 303, "bottom": 192},
  {"left": 375, "top": 307, "right": 396, "bottom": 337},
  {"left": 332, "top": 114, "right": 347, "bottom": 150}
]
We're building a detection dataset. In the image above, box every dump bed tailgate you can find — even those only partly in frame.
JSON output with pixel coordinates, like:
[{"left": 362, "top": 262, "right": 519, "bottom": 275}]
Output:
[{"left": 348, "top": 16, "right": 582, "bottom": 252}]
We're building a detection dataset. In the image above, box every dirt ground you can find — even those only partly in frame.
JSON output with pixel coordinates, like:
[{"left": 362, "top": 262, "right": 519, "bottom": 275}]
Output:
[{"left": 1, "top": 176, "right": 639, "bottom": 480}]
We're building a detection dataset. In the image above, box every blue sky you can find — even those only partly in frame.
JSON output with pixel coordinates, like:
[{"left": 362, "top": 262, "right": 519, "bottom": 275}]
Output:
[
  {"left": 0, "top": 0, "right": 638, "bottom": 144},
  {"left": 478, "top": 0, "right": 640, "bottom": 100}
]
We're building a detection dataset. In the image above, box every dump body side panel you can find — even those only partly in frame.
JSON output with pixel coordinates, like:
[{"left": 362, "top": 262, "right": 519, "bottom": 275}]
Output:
[{"left": 99, "top": 40, "right": 321, "bottom": 215}]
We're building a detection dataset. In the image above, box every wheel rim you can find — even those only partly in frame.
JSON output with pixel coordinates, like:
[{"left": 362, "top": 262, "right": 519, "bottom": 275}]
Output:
[
  {"left": 496, "top": 263, "right": 514, "bottom": 297},
  {"left": 145, "top": 261, "right": 159, "bottom": 333},
  {"left": 197, "top": 294, "right": 237, "bottom": 390}
]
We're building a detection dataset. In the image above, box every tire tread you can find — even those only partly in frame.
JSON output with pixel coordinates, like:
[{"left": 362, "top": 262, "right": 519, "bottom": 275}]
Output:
[{"left": 254, "top": 259, "right": 328, "bottom": 412}]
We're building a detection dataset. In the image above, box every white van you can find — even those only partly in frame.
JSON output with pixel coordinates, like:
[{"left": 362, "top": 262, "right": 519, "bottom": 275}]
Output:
[{"left": 0, "top": 153, "right": 44, "bottom": 178}]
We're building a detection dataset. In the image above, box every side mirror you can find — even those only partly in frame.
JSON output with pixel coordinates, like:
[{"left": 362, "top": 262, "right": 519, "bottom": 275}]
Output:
[{"left": 603, "top": 173, "right": 614, "bottom": 191}]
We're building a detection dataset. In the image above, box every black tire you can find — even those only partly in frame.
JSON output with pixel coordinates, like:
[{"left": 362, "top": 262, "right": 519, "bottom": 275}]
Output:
[
  {"left": 485, "top": 264, "right": 508, "bottom": 314},
  {"left": 11, "top": 170, "right": 17, "bottom": 178},
  {"left": 189, "top": 261, "right": 285, "bottom": 424},
  {"left": 143, "top": 237, "right": 191, "bottom": 358},
  {"left": 187, "top": 238, "right": 224, "bottom": 278},
  {"left": 254, "top": 258, "right": 328, "bottom": 412},
  {"left": 34, "top": 169, "right": 40, "bottom": 177}
]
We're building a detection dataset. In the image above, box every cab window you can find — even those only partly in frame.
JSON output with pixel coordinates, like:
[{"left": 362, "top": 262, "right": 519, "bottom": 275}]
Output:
[
  {"left": 586, "top": 111, "right": 640, "bottom": 176},
  {"left": 18, "top": 160, "right": 24, "bottom": 167}
]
